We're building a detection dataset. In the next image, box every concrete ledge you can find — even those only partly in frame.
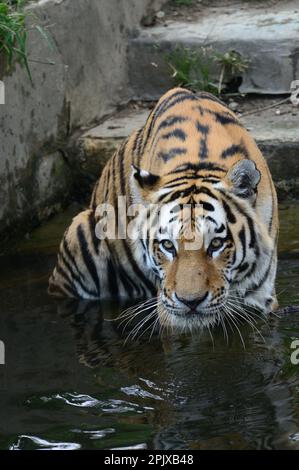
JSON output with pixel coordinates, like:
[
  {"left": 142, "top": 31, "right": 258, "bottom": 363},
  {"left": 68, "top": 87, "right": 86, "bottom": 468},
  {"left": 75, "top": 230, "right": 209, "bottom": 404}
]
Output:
[{"left": 128, "top": 2, "right": 299, "bottom": 99}]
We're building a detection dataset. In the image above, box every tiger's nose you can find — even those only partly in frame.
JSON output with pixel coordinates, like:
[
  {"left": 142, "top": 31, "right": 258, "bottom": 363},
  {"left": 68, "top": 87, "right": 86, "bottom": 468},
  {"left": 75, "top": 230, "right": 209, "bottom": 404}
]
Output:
[{"left": 176, "top": 292, "right": 209, "bottom": 310}]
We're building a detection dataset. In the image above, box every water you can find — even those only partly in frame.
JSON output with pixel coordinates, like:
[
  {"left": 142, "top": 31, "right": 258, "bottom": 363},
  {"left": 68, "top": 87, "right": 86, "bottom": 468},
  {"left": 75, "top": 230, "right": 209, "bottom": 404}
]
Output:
[{"left": 0, "top": 204, "right": 298, "bottom": 450}]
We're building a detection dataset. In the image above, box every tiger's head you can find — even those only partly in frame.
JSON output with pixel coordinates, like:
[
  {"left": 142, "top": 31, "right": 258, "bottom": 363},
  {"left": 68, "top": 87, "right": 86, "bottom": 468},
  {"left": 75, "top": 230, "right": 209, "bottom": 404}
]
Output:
[{"left": 130, "top": 159, "right": 273, "bottom": 330}]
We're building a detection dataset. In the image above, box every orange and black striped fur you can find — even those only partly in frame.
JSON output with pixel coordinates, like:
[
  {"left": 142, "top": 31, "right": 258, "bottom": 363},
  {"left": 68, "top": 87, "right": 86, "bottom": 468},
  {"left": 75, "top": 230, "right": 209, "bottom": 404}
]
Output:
[{"left": 49, "top": 88, "right": 278, "bottom": 330}]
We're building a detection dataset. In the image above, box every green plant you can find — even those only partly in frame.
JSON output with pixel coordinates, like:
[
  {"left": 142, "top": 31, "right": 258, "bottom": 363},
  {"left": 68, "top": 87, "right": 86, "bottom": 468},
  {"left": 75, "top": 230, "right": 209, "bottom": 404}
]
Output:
[
  {"left": 0, "top": 1, "right": 31, "bottom": 78},
  {"left": 165, "top": 46, "right": 249, "bottom": 96},
  {"left": 0, "top": 0, "right": 52, "bottom": 82},
  {"left": 214, "top": 50, "right": 250, "bottom": 95},
  {"left": 173, "top": 0, "right": 194, "bottom": 6},
  {"left": 166, "top": 46, "right": 218, "bottom": 94}
]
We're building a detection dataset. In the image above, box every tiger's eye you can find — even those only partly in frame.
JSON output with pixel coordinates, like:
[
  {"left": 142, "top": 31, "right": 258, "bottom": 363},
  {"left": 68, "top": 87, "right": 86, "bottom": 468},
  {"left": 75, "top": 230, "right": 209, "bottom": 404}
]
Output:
[
  {"left": 209, "top": 238, "right": 224, "bottom": 252},
  {"left": 161, "top": 239, "right": 175, "bottom": 252}
]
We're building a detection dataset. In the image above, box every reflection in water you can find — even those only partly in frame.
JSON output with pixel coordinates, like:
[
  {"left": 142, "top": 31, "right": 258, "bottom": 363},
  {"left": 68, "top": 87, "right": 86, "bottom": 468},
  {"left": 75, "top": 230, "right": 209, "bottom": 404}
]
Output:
[
  {"left": 0, "top": 204, "right": 299, "bottom": 450},
  {"left": 52, "top": 295, "right": 299, "bottom": 450}
]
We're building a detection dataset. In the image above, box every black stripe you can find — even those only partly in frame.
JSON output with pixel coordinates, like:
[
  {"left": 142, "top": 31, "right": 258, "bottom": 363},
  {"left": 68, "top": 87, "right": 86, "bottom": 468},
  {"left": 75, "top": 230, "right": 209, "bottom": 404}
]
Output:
[
  {"left": 117, "top": 263, "right": 137, "bottom": 297},
  {"left": 193, "top": 104, "right": 205, "bottom": 116},
  {"left": 222, "top": 199, "right": 237, "bottom": 224},
  {"left": 243, "top": 261, "right": 257, "bottom": 280},
  {"left": 136, "top": 129, "right": 145, "bottom": 167},
  {"left": 60, "top": 251, "right": 93, "bottom": 297},
  {"left": 163, "top": 173, "right": 219, "bottom": 188},
  {"left": 147, "top": 90, "right": 192, "bottom": 142},
  {"left": 200, "top": 201, "right": 215, "bottom": 212},
  {"left": 161, "top": 128, "right": 186, "bottom": 141},
  {"left": 244, "top": 254, "right": 273, "bottom": 296},
  {"left": 155, "top": 115, "right": 188, "bottom": 134},
  {"left": 158, "top": 147, "right": 187, "bottom": 162},
  {"left": 104, "top": 162, "right": 111, "bottom": 201},
  {"left": 233, "top": 225, "right": 246, "bottom": 270},
  {"left": 105, "top": 239, "right": 138, "bottom": 297},
  {"left": 201, "top": 178, "right": 221, "bottom": 184},
  {"left": 220, "top": 191, "right": 259, "bottom": 253},
  {"left": 48, "top": 282, "right": 67, "bottom": 297},
  {"left": 205, "top": 215, "right": 217, "bottom": 226},
  {"left": 221, "top": 144, "right": 249, "bottom": 159},
  {"left": 168, "top": 162, "right": 226, "bottom": 174},
  {"left": 132, "top": 128, "right": 143, "bottom": 154},
  {"left": 195, "top": 186, "right": 218, "bottom": 200},
  {"left": 215, "top": 223, "right": 225, "bottom": 233},
  {"left": 196, "top": 121, "right": 209, "bottom": 160},
  {"left": 150, "top": 115, "right": 189, "bottom": 158},
  {"left": 247, "top": 216, "right": 257, "bottom": 250},
  {"left": 158, "top": 185, "right": 195, "bottom": 203},
  {"left": 62, "top": 238, "right": 98, "bottom": 297},
  {"left": 206, "top": 109, "right": 242, "bottom": 126},
  {"left": 88, "top": 211, "right": 100, "bottom": 255},
  {"left": 153, "top": 91, "right": 197, "bottom": 127},
  {"left": 106, "top": 258, "right": 119, "bottom": 299},
  {"left": 159, "top": 93, "right": 199, "bottom": 118},
  {"left": 268, "top": 180, "right": 275, "bottom": 234},
  {"left": 239, "top": 226, "right": 246, "bottom": 257},
  {"left": 55, "top": 264, "right": 80, "bottom": 298},
  {"left": 163, "top": 180, "right": 191, "bottom": 189},
  {"left": 77, "top": 224, "right": 100, "bottom": 295},
  {"left": 111, "top": 151, "right": 119, "bottom": 229},
  {"left": 121, "top": 239, "right": 156, "bottom": 296},
  {"left": 118, "top": 140, "right": 127, "bottom": 196},
  {"left": 236, "top": 262, "right": 249, "bottom": 274},
  {"left": 196, "top": 91, "right": 226, "bottom": 106}
]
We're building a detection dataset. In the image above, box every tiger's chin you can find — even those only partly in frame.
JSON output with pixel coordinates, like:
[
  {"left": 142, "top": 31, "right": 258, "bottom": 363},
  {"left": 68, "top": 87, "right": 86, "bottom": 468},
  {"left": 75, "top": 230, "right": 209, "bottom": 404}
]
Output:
[{"left": 158, "top": 304, "right": 222, "bottom": 332}]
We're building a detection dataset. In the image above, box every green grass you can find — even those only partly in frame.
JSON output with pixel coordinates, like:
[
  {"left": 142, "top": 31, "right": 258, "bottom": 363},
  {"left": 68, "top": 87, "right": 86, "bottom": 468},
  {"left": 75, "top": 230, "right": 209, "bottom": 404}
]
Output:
[
  {"left": 0, "top": 0, "right": 51, "bottom": 82},
  {"left": 0, "top": 1, "right": 31, "bottom": 78},
  {"left": 165, "top": 46, "right": 249, "bottom": 96},
  {"left": 173, "top": 0, "right": 194, "bottom": 6},
  {"left": 165, "top": 46, "right": 218, "bottom": 94}
]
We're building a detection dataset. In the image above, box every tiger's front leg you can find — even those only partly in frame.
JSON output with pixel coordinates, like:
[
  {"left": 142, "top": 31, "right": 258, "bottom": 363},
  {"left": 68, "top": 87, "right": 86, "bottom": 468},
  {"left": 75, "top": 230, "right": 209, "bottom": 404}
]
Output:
[
  {"left": 49, "top": 209, "right": 107, "bottom": 299},
  {"left": 48, "top": 209, "right": 157, "bottom": 300}
]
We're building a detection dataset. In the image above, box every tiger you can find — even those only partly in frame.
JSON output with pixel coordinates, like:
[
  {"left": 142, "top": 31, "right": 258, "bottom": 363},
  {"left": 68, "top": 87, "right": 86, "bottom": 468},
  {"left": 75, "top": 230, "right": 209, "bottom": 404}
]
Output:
[{"left": 49, "top": 87, "right": 278, "bottom": 331}]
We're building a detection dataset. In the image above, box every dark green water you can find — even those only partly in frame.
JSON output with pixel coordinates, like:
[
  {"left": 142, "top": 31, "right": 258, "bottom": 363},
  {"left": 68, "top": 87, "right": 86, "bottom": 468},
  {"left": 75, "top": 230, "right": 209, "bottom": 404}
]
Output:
[{"left": 0, "top": 204, "right": 298, "bottom": 450}]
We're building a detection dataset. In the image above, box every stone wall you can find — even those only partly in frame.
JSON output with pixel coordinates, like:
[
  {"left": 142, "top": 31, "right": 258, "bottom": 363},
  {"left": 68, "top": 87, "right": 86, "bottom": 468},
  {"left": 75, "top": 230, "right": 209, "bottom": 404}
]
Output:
[{"left": 0, "top": 0, "right": 164, "bottom": 244}]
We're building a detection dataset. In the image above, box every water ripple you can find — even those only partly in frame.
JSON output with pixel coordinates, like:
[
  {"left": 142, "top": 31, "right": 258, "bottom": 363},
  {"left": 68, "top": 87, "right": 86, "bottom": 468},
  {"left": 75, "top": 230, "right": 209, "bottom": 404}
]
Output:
[
  {"left": 121, "top": 385, "right": 164, "bottom": 401},
  {"left": 71, "top": 428, "right": 115, "bottom": 440},
  {"left": 10, "top": 435, "right": 81, "bottom": 451}
]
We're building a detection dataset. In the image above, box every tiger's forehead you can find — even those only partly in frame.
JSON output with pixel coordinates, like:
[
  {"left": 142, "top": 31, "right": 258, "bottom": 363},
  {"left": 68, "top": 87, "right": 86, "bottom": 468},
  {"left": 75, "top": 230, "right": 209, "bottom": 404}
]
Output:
[{"left": 157, "top": 196, "right": 227, "bottom": 240}]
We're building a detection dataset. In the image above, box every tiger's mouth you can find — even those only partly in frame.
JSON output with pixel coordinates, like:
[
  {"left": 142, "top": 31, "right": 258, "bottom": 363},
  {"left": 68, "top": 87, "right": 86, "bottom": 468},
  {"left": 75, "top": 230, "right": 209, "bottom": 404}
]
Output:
[{"left": 158, "top": 297, "right": 225, "bottom": 330}]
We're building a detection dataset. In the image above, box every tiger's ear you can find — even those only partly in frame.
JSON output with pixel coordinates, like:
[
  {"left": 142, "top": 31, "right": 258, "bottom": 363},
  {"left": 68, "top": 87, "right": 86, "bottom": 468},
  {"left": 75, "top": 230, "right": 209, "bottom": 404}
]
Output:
[
  {"left": 131, "top": 165, "right": 160, "bottom": 189},
  {"left": 225, "top": 159, "right": 261, "bottom": 200}
]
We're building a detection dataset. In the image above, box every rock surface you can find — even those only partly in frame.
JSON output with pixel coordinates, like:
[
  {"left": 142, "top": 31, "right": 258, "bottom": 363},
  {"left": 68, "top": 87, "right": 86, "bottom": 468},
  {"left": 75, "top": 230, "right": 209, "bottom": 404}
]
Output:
[
  {"left": 128, "top": 0, "right": 299, "bottom": 99},
  {"left": 0, "top": 0, "right": 165, "bottom": 243}
]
